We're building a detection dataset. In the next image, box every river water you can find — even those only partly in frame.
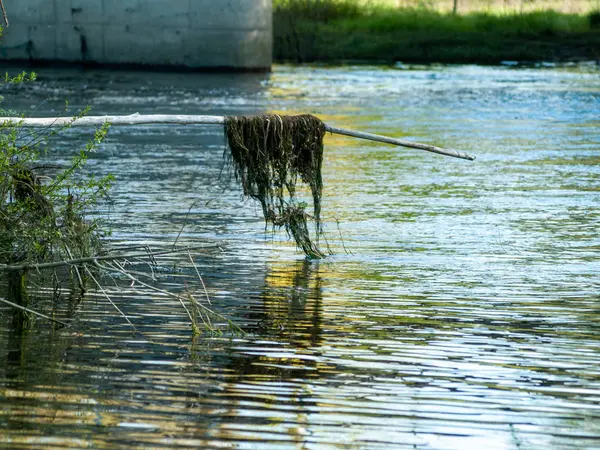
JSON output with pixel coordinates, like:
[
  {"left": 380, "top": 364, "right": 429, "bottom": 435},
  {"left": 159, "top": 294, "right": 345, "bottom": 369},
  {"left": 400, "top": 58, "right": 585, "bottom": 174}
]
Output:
[{"left": 1, "top": 63, "right": 599, "bottom": 449}]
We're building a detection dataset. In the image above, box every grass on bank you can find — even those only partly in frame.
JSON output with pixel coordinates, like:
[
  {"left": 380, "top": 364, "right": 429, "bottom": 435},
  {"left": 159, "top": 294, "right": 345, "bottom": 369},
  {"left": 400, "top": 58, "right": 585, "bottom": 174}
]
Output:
[
  {"left": 354, "top": 0, "right": 600, "bottom": 15},
  {"left": 273, "top": 0, "right": 600, "bottom": 63}
]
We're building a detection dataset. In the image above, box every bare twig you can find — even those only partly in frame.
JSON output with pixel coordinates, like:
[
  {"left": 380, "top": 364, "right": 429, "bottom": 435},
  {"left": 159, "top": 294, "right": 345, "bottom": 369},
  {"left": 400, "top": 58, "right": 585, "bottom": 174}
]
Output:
[
  {"left": 1, "top": 113, "right": 476, "bottom": 161},
  {"left": 0, "top": 297, "right": 68, "bottom": 327},
  {"left": 108, "top": 260, "right": 195, "bottom": 329},
  {"left": 109, "top": 260, "right": 197, "bottom": 328},
  {"left": 335, "top": 216, "right": 352, "bottom": 255},
  {"left": 325, "top": 125, "right": 475, "bottom": 161},
  {"left": 188, "top": 292, "right": 213, "bottom": 331},
  {"left": 95, "top": 258, "right": 157, "bottom": 282},
  {"left": 188, "top": 252, "right": 211, "bottom": 305},
  {"left": 0, "top": 0, "right": 8, "bottom": 27},
  {"left": 173, "top": 201, "right": 199, "bottom": 249},
  {"left": 0, "top": 244, "right": 221, "bottom": 273},
  {"left": 103, "top": 260, "right": 243, "bottom": 334},
  {"left": 84, "top": 264, "right": 137, "bottom": 332},
  {"left": 63, "top": 245, "right": 85, "bottom": 292}
]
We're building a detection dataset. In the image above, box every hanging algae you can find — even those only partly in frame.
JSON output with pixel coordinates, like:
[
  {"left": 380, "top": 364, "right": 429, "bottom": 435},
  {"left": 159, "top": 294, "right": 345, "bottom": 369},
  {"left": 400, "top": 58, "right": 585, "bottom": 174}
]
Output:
[{"left": 224, "top": 114, "right": 327, "bottom": 259}]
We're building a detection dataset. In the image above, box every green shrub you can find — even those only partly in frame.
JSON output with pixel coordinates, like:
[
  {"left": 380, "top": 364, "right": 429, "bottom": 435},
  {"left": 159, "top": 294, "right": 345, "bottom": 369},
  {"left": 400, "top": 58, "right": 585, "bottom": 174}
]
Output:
[
  {"left": 274, "top": 0, "right": 362, "bottom": 22},
  {"left": 1, "top": 57, "right": 113, "bottom": 315}
]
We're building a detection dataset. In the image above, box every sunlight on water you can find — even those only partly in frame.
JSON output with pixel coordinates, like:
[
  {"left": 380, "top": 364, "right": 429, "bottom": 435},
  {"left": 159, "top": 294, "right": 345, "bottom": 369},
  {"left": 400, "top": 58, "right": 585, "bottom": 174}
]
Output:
[{"left": 1, "top": 63, "right": 599, "bottom": 449}]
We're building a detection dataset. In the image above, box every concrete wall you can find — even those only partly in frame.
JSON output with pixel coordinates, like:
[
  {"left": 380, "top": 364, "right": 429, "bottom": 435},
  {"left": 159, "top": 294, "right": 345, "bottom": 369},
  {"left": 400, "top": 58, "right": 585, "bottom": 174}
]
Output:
[{"left": 0, "top": 0, "right": 272, "bottom": 70}]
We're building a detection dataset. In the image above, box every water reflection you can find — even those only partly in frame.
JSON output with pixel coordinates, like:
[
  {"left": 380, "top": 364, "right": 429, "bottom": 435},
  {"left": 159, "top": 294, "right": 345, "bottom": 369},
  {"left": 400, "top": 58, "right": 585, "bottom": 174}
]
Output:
[{"left": 253, "top": 260, "right": 323, "bottom": 342}]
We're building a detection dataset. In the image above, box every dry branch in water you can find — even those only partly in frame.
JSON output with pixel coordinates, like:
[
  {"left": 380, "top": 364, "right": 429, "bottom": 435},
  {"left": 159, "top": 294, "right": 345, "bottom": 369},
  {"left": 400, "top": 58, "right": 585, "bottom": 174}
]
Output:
[
  {"left": 0, "top": 297, "right": 67, "bottom": 326},
  {"left": 0, "top": 245, "right": 230, "bottom": 333},
  {"left": 0, "top": 245, "right": 220, "bottom": 272},
  {"left": 0, "top": 0, "right": 8, "bottom": 26},
  {"left": 1, "top": 113, "right": 475, "bottom": 160}
]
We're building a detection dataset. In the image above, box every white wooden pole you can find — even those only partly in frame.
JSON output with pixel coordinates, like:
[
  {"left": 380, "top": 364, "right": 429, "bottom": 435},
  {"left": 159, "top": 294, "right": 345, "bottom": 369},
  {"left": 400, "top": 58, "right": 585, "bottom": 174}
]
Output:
[
  {"left": 1, "top": 113, "right": 475, "bottom": 160},
  {"left": 1, "top": 113, "right": 225, "bottom": 127}
]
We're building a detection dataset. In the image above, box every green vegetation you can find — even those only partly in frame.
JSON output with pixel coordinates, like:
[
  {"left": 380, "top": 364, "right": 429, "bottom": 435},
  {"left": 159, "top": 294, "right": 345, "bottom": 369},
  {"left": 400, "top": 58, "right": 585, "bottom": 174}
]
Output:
[
  {"left": 360, "top": 0, "right": 599, "bottom": 15},
  {"left": 1, "top": 59, "right": 113, "bottom": 322},
  {"left": 274, "top": 0, "right": 600, "bottom": 63}
]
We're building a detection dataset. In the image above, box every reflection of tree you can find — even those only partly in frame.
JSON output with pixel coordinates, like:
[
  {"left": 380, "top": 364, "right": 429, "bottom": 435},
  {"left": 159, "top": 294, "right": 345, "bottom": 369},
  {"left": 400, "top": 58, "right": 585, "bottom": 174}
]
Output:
[
  {"left": 202, "top": 260, "right": 325, "bottom": 447},
  {"left": 1, "top": 311, "right": 73, "bottom": 442}
]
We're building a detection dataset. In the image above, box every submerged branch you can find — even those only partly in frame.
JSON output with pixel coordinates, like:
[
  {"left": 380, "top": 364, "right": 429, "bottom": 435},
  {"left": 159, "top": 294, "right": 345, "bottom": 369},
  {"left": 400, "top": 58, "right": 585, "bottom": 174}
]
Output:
[
  {"left": 0, "top": 245, "right": 222, "bottom": 273},
  {"left": 84, "top": 264, "right": 137, "bottom": 332},
  {"left": 1, "top": 113, "right": 475, "bottom": 160},
  {"left": 102, "top": 259, "right": 244, "bottom": 335},
  {"left": 0, "top": 297, "right": 68, "bottom": 326}
]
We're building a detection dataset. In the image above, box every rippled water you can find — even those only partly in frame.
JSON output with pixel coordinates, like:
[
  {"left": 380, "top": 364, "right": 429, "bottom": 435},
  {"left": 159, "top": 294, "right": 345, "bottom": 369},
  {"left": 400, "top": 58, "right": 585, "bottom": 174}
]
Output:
[{"left": 1, "top": 63, "right": 599, "bottom": 449}]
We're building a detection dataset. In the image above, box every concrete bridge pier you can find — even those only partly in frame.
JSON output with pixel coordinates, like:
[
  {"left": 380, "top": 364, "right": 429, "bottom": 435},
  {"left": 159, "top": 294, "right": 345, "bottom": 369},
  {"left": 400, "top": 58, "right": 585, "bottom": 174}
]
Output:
[{"left": 0, "top": 0, "right": 272, "bottom": 70}]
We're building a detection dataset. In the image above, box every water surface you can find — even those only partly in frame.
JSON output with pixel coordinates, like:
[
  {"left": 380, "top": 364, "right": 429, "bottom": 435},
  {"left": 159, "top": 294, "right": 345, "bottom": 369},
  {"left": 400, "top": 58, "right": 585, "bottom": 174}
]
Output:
[{"left": 1, "top": 63, "right": 599, "bottom": 449}]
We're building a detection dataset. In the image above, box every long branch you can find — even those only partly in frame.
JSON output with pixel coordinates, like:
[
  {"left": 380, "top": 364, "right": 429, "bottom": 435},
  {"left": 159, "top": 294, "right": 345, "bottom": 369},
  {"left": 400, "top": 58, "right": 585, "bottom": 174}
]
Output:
[
  {"left": 0, "top": 244, "right": 222, "bottom": 273},
  {"left": 1, "top": 113, "right": 475, "bottom": 160},
  {"left": 326, "top": 125, "right": 474, "bottom": 161}
]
